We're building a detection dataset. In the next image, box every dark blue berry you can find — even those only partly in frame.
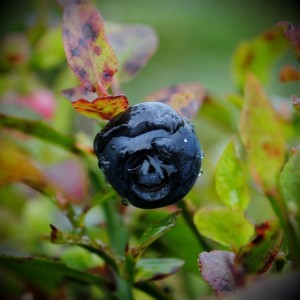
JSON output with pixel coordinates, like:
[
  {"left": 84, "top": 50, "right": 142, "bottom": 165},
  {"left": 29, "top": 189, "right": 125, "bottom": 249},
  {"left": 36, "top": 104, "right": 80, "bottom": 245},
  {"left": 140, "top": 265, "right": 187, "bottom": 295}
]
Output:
[{"left": 94, "top": 102, "right": 203, "bottom": 209}]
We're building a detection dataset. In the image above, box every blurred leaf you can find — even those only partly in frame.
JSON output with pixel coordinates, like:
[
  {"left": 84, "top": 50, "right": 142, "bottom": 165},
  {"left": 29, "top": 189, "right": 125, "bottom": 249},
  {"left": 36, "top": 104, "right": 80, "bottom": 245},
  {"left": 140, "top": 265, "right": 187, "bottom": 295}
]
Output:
[
  {"left": 279, "top": 64, "right": 300, "bottom": 82},
  {"left": 215, "top": 137, "right": 249, "bottom": 210},
  {"left": 278, "top": 21, "right": 300, "bottom": 61},
  {"left": 199, "top": 94, "right": 238, "bottom": 132},
  {"left": 198, "top": 250, "right": 238, "bottom": 297},
  {"left": 0, "top": 114, "right": 87, "bottom": 154},
  {"left": 145, "top": 83, "right": 205, "bottom": 119},
  {"left": 62, "top": 85, "right": 99, "bottom": 102},
  {"left": 49, "top": 225, "right": 121, "bottom": 273},
  {"left": 0, "top": 139, "right": 46, "bottom": 188},
  {"left": 0, "top": 255, "right": 108, "bottom": 292},
  {"left": 232, "top": 27, "right": 287, "bottom": 90},
  {"left": 292, "top": 95, "right": 300, "bottom": 113},
  {"left": 236, "top": 220, "right": 284, "bottom": 274},
  {"left": 70, "top": 94, "right": 129, "bottom": 120},
  {"left": 0, "top": 33, "right": 30, "bottom": 69},
  {"left": 135, "top": 258, "right": 184, "bottom": 282},
  {"left": 193, "top": 207, "right": 254, "bottom": 249},
  {"left": 45, "top": 158, "right": 89, "bottom": 205},
  {"left": 106, "top": 21, "right": 158, "bottom": 83},
  {"left": 279, "top": 149, "right": 300, "bottom": 230},
  {"left": 239, "top": 74, "right": 285, "bottom": 191},
  {"left": 32, "top": 26, "right": 65, "bottom": 69},
  {"left": 62, "top": 0, "right": 117, "bottom": 95},
  {"left": 131, "top": 210, "right": 181, "bottom": 259}
]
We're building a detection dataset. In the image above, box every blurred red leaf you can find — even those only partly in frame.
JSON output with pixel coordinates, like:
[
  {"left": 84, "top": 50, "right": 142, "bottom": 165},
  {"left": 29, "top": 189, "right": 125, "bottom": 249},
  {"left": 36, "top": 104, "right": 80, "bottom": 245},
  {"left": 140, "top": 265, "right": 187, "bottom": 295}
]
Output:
[
  {"left": 71, "top": 94, "right": 129, "bottom": 120},
  {"left": 198, "top": 250, "right": 241, "bottom": 297},
  {"left": 105, "top": 21, "right": 158, "bottom": 82},
  {"left": 62, "top": 0, "right": 118, "bottom": 95},
  {"left": 145, "top": 83, "right": 205, "bottom": 119},
  {"left": 45, "top": 158, "right": 89, "bottom": 205},
  {"left": 278, "top": 21, "right": 300, "bottom": 61},
  {"left": 279, "top": 64, "right": 300, "bottom": 82}
]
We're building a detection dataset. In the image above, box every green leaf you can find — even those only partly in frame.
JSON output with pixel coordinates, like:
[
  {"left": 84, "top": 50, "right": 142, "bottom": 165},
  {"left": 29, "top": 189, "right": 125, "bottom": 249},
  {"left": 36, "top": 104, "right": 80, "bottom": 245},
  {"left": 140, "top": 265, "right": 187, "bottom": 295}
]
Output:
[
  {"left": 135, "top": 258, "right": 184, "bottom": 282},
  {"left": 49, "top": 225, "right": 121, "bottom": 273},
  {"left": 32, "top": 26, "right": 65, "bottom": 70},
  {"left": 193, "top": 207, "right": 254, "bottom": 249},
  {"left": 145, "top": 83, "right": 205, "bottom": 119},
  {"left": 236, "top": 220, "right": 284, "bottom": 274},
  {"left": 232, "top": 26, "right": 287, "bottom": 90},
  {"left": 239, "top": 74, "right": 286, "bottom": 191},
  {"left": 0, "top": 255, "right": 108, "bottom": 292},
  {"left": 62, "top": 0, "right": 117, "bottom": 95},
  {"left": 106, "top": 21, "right": 158, "bottom": 83},
  {"left": 215, "top": 137, "right": 249, "bottom": 210},
  {"left": 279, "top": 149, "right": 300, "bottom": 230},
  {"left": 131, "top": 210, "right": 181, "bottom": 259}
]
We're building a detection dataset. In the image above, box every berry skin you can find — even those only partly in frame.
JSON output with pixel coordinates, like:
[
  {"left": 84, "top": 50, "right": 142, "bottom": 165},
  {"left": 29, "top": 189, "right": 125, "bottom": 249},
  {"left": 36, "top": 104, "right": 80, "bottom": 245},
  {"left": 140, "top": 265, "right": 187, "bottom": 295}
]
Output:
[{"left": 94, "top": 102, "right": 203, "bottom": 209}]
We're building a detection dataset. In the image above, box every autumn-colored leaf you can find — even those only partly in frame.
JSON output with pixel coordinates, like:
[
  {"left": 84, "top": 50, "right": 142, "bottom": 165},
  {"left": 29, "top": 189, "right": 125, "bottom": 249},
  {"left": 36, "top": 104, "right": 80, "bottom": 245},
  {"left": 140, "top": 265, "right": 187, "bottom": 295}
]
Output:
[
  {"left": 0, "top": 139, "right": 46, "bottom": 189},
  {"left": 239, "top": 74, "right": 285, "bottom": 191},
  {"left": 232, "top": 27, "right": 287, "bottom": 90},
  {"left": 278, "top": 21, "right": 300, "bottom": 61},
  {"left": 279, "top": 64, "right": 300, "bottom": 82},
  {"left": 71, "top": 94, "right": 128, "bottom": 120},
  {"left": 105, "top": 21, "right": 158, "bottom": 82},
  {"left": 237, "top": 220, "right": 284, "bottom": 274},
  {"left": 215, "top": 137, "right": 249, "bottom": 210},
  {"left": 145, "top": 83, "right": 205, "bottom": 119},
  {"left": 62, "top": 0, "right": 118, "bottom": 95},
  {"left": 198, "top": 250, "right": 240, "bottom": 297}
]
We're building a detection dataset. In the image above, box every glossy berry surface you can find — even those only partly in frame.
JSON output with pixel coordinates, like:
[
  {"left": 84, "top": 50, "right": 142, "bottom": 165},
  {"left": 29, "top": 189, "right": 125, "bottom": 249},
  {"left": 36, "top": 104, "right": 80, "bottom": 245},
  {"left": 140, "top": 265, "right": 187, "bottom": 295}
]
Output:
[{"left": 94, "top": 102, "right": 203, "bottom": 209}]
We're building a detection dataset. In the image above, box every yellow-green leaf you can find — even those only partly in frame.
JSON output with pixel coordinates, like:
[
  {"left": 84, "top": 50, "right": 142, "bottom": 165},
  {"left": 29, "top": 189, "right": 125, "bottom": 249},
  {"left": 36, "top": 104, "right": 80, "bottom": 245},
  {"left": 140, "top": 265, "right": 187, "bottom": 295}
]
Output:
[
  {"left": 239, "top": 74, "right": 285, "bottom": 191},
  {"left": 215, "top": 137, "right": 249, "bottom": 210},
  {"left": 193, "top": 207, "right": 254, "bottom": 249}
]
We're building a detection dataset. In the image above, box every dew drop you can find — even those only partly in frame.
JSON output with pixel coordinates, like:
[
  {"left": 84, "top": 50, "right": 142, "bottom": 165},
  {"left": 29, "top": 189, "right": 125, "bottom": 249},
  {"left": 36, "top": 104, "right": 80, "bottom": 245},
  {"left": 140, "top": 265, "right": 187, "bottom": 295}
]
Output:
[
  {"left": 184, "top": 138, "right": 188, "bottom": 143},
  {"left": 198, "top": 169, "right": 204, "bottom": 177},
  {"left": 111, "top": 144, "right": 116, "bottom": 151},
  {"left": 201, "top": 151, "right": 205, "bottom": 159}
]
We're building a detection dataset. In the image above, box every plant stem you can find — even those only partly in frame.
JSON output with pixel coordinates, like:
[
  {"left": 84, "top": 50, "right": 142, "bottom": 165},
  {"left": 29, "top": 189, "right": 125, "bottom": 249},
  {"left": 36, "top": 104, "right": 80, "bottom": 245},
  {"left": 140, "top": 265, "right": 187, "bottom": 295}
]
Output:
[
  {"left": 177, "top": 200, "right": 212, "bottom": 252},
  {"left": 267, "top": 188, "right": 300, "bottom": 269}
]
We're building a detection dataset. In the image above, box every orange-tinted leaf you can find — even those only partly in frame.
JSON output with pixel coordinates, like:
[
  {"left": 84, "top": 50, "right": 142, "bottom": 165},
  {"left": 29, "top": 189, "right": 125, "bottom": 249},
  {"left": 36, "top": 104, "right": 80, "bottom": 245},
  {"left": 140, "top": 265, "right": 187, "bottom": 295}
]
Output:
[
  {"left": 279, "top": 64, "right": 300, "bottom": 82},
  {"left": 105, "top": 21, "right": 158, "bottom": 82},
  {"left": 62, "top": 0, "right": 118, "bottom": 95},
  {"left": 71, "top": 95, "right": 129, "bottom": 120},
  {"left": 278, "top": 21, "right": 300, "bottom": 61},
  {"left": 239, "top": 74, "right": 285, "bottom": 191},
  {"left": 145, "top": 83, "right": 205, "bottom": 119},
  {"left": 0, "top": 139, "right": 46, "bottom": 188}
]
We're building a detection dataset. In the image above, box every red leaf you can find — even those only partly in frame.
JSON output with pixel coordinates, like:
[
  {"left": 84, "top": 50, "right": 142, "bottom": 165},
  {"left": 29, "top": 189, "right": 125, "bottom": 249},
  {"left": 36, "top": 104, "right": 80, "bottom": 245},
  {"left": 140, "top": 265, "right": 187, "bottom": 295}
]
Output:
[
  {"left": 279, "top": 64, "right": 300, "bottom": 82},
  {"left": 198, "top": 250, "right": 241, "bottom": 297},
  {"left": 62, "top": 0, "right": 118, "bottom": 95},
  {"left": 62, "top": 86, "right": 98, "bottom": 102},
  {"left": 71, "top": 95, "right": 129, "bottom": 120},
  {"left": 145, "top": 83, "right": 205, "bottom": 119},
  {"left": 278, "top": 21, "right": 300, "bottom": 61}
]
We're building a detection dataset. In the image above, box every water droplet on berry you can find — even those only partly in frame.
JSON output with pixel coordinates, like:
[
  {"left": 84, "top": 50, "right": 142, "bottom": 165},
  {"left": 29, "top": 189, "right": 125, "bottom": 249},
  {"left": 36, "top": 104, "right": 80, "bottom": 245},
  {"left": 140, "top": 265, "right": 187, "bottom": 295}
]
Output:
[
  {"left": 111, "top": 144, "right": 116, "bottom": 151},
  {"left": 184, "top": 138, "right": 188, "bottom": 143},
  {"left": 198, "top": 169, "right": 204, "bottom": 177}
]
